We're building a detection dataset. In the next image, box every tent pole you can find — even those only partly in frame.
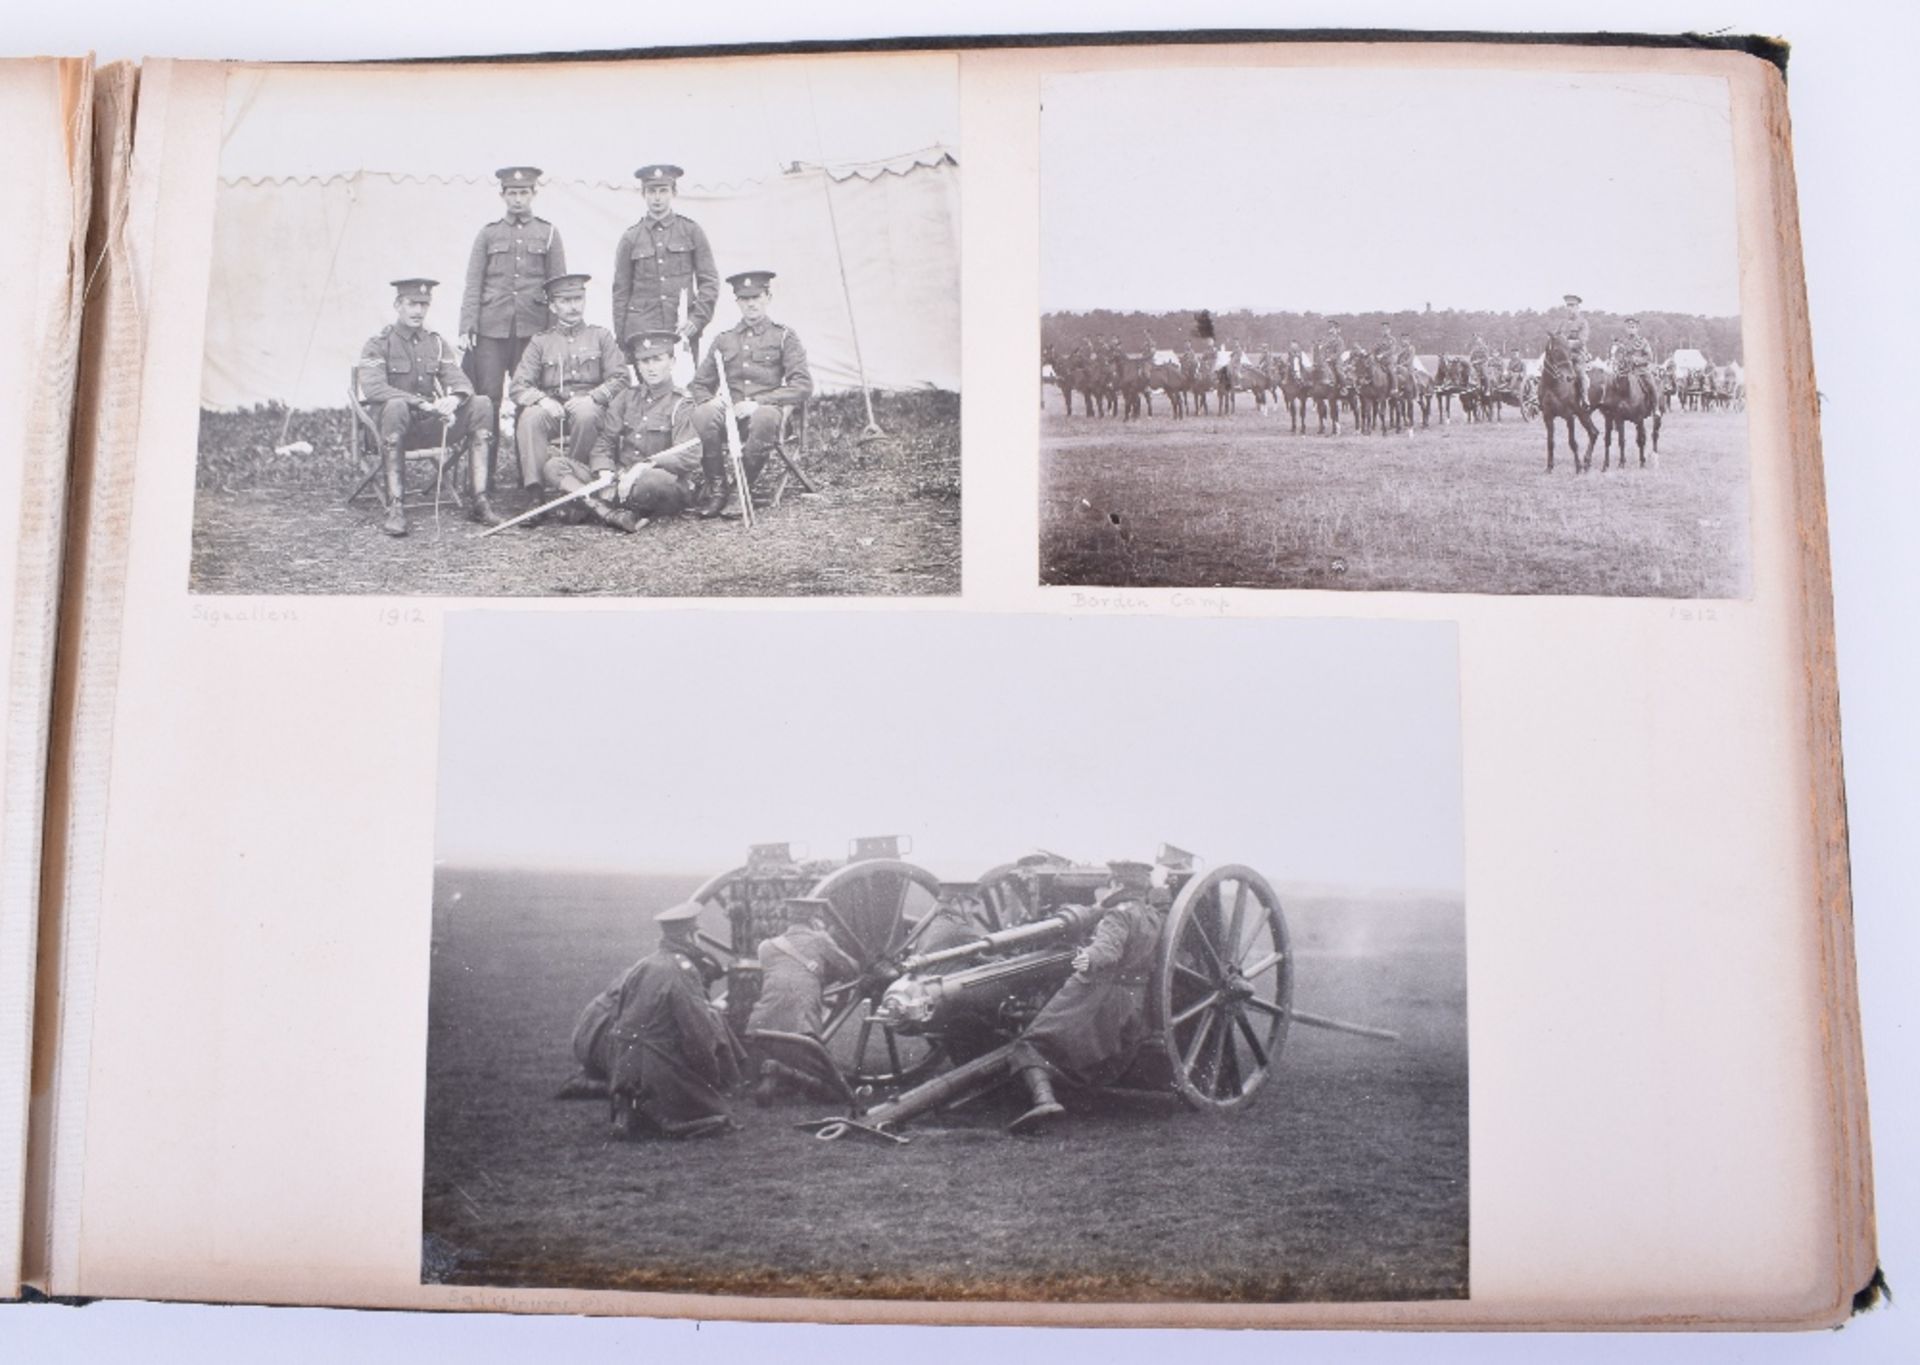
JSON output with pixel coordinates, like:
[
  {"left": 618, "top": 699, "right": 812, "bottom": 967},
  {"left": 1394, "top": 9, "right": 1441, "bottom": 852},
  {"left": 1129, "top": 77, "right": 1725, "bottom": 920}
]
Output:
[{"left": 816, "top": 166, "right": 884, "bottom": 442}]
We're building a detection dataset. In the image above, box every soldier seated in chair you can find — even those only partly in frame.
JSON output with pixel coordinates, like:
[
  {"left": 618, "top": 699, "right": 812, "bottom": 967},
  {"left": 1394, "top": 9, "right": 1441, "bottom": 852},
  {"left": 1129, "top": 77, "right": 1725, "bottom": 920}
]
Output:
[
  {"left": 1004, "top": 860, "right": 1167, "bottom": 1136},
  {"left": 508, "top": 272, "right": 628, "bottom": 497},
  {"left": 540, "top": 330, "right": 699, "bottom": 533},
  {"left": 688, "top": 269, "right": 813, "bottom": 518},
  {"left": 356, "top": 276, "right": 501, "bottom": 536}
]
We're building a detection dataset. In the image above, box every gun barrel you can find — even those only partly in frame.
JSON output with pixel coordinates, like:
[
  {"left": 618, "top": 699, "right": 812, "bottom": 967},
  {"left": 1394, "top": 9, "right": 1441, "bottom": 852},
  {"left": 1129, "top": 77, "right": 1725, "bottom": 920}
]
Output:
[{"left": 901, "top": 901, "right": 1105, "bottom": 973}]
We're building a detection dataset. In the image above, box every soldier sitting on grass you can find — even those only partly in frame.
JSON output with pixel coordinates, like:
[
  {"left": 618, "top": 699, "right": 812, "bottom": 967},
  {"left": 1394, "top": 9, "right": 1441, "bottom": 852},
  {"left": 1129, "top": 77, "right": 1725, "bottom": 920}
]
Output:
[{"left": 539, "top": 330, "right": 700, "bottom": 533}]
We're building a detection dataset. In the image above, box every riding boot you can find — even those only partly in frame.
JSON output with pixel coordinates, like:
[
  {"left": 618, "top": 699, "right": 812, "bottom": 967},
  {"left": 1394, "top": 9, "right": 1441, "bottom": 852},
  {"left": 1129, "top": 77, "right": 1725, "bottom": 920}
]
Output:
[
  {"left": 467, "top": 435, "right": 503, "bottom": 527},
  {"left": 380, "top": 438, "right": 408, "bottom": 537},
  {"left": 695, "top": 458, "right": 728, "bottom": 519},
  {"left": 1007, "top": 1066, "right": 1066, "bottom": 1135}
]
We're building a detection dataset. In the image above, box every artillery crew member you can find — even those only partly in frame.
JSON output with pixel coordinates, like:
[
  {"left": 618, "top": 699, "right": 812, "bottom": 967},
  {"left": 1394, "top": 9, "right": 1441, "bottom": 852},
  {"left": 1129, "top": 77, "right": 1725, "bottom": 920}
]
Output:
[
  {"left": 602, "top": 901, "right": 744, "bottom": 1140},
  {"left": 357, "top": 277, "right": 501, "bottom": 536},
  {"left": 1004, "top": 860, "right": 1167, "bottom": 1136},
  {"left": 611, "top": 164, "right": 720, "bottom": 361},
  {"left": 742, "top": 897, "right": 862, "bottom": 1104},
  {"left": 509, "top": 273, "right": 629, "bottom": 492},
  {"left": 916, "top": 882, "right": 999, "bottom": 957},
  {"left": 1467, "top": 333, "right": 1491, "bottom": 384},
  {"left": 460, "top": 166, "right": 565, "bottom": 469},
  {"left": 540, "top": 329, "right": 702, "bottom": 533},
  {"left": 688, "top": 269, "right": 813, "bottom": 517},
  {"left": 1556, "top": 293, "right": 1592, "bottom": 405}
]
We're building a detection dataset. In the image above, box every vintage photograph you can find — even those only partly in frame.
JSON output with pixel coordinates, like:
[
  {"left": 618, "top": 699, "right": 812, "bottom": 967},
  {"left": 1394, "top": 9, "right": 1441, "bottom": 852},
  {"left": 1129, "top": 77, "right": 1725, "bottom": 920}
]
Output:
[
  {"left": 423, "top": 611, "right": 1468, "bottom": 1303},
  {"left": 1041, "top": 67, "right": 1751, "bottom": 598},
  {"left": 191, "top": 57, "right": 959, "bottom": 596}
]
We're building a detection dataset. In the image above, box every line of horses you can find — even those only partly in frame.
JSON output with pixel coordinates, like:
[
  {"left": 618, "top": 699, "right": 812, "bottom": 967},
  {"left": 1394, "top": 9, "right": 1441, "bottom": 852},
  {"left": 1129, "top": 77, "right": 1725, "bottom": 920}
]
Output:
[{"left": 1044, "top": 340, "right": 1710, "bottom": 474}]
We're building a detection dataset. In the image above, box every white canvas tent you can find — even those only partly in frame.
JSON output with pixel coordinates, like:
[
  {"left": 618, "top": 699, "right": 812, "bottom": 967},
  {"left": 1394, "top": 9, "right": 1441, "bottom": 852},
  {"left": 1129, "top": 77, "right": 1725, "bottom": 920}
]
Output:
[
  {"left": 1670, "top": 347, "right": 1710, "bottom": 375},
  {"left": 201, "top": 149, "right": 959, "bottom": 410}
]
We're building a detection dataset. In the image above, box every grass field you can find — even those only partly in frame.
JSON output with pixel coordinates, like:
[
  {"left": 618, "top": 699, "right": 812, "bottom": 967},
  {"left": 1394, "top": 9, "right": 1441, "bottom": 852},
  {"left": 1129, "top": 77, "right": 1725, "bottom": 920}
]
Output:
[
  {"left": 189, "top": 390, "right": 959, "bottom": 597},
  {"left": 1041, "top": 393, "right": 1751, "bottom": 597},
  {"left": 421, "top": 866, "right": 1467, "bottom": 1304}
]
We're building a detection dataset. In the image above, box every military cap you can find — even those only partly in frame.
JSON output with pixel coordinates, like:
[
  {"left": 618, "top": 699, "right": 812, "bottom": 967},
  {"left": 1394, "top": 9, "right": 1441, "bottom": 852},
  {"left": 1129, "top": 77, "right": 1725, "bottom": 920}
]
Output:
[
  {"left": 1105, "top": 860, "right": 1155, "bottom": 890},
  {"left": 1563, "top": 293, "right": 1583, "bottom": 306},
  {"left": 628, "top": 329, "right": 679, "bottom": 360},
  {"left": 654, "top": 901, "right": 703, "bottom": 926},
  {"left": 390, "top": 277, "right": 439, "bottom": 301},
  {"left": 543, "top": 272, "right": 591, "bottom": 296},
  {"left": 727, "top": 270, "right": 776, "bottom": 297},
  {"left": 1624, "top": 315, "right": 1641, "bottom": 325},
  {"left": 635, "top": 163, "right": 685, "bottom": 186},
  {"left": 495, "top": 166, "right": 542, "bottom": 188}
]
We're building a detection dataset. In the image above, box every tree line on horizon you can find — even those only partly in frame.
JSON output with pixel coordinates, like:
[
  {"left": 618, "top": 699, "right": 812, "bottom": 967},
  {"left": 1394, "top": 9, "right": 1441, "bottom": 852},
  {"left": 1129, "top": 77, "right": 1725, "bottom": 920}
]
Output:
[{"left": 1041, "top": 307, "right": 1744, "bottom": 364}]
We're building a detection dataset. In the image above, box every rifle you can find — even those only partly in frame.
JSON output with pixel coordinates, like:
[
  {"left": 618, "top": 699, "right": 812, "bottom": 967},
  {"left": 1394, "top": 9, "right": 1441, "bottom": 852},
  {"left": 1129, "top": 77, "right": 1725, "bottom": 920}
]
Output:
[{"left": 710, "top": 350, "right": 756, "bottom": 529}]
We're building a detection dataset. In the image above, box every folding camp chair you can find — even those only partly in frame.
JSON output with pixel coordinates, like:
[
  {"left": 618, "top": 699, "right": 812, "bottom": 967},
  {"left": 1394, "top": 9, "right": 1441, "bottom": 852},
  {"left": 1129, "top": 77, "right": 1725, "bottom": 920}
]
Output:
[
  {"left": 344, "top": 367, "right": 469, "bottom": 516},
  {"left": 762, "top": 400, "right": 817, "bottom": 508}
]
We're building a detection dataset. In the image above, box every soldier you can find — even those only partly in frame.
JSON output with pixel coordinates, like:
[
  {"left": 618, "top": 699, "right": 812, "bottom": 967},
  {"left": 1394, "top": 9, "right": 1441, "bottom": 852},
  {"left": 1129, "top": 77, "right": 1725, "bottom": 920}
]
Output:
[
  {"left": 1316, "top": 319, "right": 1346, "bottom": 377},
  {"left": 1556, "top": 293, "right": 1592, "bottom": 406},
  {"left": 1375, "top": 323, "right": 1402, "bottom": 392},
  {"left": 356, "top": 277, "right": 501, "bottom": 536},
  {"left": 603, "top": 902, "right": 744, "bottom": 1140},
  {"left": 688, "top": 270, "right": 813, "bottom": 518},
  {"left": 1467, "top": 333, "right": 1491, "bottom": 386},
  {"left": 508, "top": 273, "right": 629, "bottom": 493},
  {"left": 539, "top": 329, "right": 701, "bottom": 533},
  {"left": 460, "top": 166, "right": 565, "bottom": 482},
  {"left": 1004, "top": 860, "right": 1166, "bottom": 1136},
  {"left": 611, "top": 163, "right": 719, "bottom": 364},
  {"left": 1615, "top": 316, "right": 1657, "bottom": 409},
  {"left": 915, "top": 882, "right": 998, "bottom": 956},
  {"left": 743, "top": 897, "right": 862, "bottom": 1104}
]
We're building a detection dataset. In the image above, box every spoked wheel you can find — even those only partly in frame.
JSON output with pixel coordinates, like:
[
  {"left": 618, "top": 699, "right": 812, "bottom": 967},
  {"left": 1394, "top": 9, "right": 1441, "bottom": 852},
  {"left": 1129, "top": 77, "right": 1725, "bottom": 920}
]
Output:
[
  {"left": 971, "top": 861, "right": 1048, "bottom": 932},
  {"left": 1156, "top": 865, "right": 1292, "bottom": 1112},
  {"left": 687, "top": 862, "right": 822, "bottom": 964},
  {"left": 810, "top": 859, "right": 946, "bottom": 1091}
]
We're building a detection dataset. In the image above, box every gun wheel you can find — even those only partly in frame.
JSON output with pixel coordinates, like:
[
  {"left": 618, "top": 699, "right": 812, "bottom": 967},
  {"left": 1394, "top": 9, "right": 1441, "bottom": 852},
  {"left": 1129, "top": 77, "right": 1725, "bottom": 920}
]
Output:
[
  {"left": 1156, "top": 865, "right": 1291, "bottom": 1113},
  {"left": 809, "top": 859, "right": 947, "bottom": 1091}
]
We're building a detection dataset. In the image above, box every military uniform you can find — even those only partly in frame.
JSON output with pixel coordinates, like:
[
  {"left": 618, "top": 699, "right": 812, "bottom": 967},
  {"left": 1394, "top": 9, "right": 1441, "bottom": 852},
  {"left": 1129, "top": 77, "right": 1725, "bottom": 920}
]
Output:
[
  {"left": 746, "top": 924, "right": 859, "bottom": 1039},
  {"left": 509, "top": 304, "right": 629, "bottom": 489},
  {"left": 1615, "top": 326, "right": 1657, "bottom": 409},
  {"left": 1556, "top": 298, "right": 1592, "bottom": 403},
  {"left": 1005, "top": 863, "right": 1165, "bottom": 1135},
  {"left": 914, "top": 884, "right": 996, "bottom": 957},
  {"left": 1315, "top": 326, "right": 1345, "bottom": 378},
  {"left": 611, "top": 165, "right": 719, "bottom": 355},
  {"left": 460, "top": 168, "right": 565, "bottom": 438},
  {"left": 1467, "top": 337, "right": 1491, "bottom": 384},
  {"left": 689, "top": 271, "right": 813, "bottom": 509},
  {"left": 566, "top": 377, "right": 701, "bottom": 519},
  {"left": 356, "top": 281, "right": 499, "bottom": 535},
  {"left": 602, "top": 905, "right": 743, "bottom": 1140}
]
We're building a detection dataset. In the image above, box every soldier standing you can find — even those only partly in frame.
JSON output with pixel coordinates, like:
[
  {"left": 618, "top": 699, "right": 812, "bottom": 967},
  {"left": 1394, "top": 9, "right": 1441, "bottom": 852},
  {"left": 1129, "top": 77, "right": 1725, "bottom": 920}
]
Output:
[
  {"left": 1556, "top": 293, "right": 1592, "bottom": 406},
  {"left": 603, "top": 902, "right": 743, "bottom": 1140},
  {"left": 460, "top": 166, "right": 564, "bottom": 483},
  {"left": 1004, "top": 860, "right": 1166, "bottom": 1136},
  {"left": 356, "top": 277, "right": 501, "bottom": 536},
  {"left": 611, "top": 163, "right": 719, "bottom": 366},
  {"left": 508, "top": 273, "right": 629, "bottom": 493},
  {"left": 688, "top": 270, "right": 813, "bottom": 517}
]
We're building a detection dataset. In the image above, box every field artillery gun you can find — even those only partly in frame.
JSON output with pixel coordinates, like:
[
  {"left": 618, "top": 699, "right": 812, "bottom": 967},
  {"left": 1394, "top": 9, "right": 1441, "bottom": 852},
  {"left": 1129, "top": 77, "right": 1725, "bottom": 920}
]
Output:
[{"left": 782, "top": 847, "right": 1397, "bottom": 1142}]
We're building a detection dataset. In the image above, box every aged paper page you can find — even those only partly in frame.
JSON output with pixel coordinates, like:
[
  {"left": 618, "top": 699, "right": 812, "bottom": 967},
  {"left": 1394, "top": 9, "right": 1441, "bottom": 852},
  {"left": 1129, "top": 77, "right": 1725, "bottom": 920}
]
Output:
[{"left": 36, "top": 41, "right": 1863, "bottom": 1327}]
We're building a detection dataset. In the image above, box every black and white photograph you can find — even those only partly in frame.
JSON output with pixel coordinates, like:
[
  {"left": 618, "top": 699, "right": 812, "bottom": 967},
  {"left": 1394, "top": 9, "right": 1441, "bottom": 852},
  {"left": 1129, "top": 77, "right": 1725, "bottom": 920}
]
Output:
[
  {"left": 191, "top": 57, "right": 960, "bottom": 596},
  {"left": 1041, "top": 67, "right": 1751, "bottom": 598},
  {"left": 423, "top": 611, "right": 1467, "bottom": 1303}
]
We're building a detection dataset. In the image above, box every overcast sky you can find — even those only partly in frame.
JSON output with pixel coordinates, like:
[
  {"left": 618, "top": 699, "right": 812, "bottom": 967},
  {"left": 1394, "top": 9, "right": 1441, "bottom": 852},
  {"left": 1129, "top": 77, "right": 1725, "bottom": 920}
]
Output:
[
  {"left": 435, "top": 612, "right": 1463, "bottom": 895},
  {"left": 1042, "top": 67, "right": 1740, "bottom": 317},
  {"left": 219, "top": 53, "right": 959, "bottom": 186}
]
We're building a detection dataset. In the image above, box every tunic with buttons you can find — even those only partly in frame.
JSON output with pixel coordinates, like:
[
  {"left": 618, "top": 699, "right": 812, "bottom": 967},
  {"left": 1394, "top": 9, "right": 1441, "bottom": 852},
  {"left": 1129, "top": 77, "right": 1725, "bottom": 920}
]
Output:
[
  {"left": 1615, "top": 333, "right": 1655, "bottom": 374},
  {"left": 460, "top": 215, "right": 565, "bottom": 340},
  {"left": 689, "top": 319, "right": 813, "bottom": 406},
  {"left": 357, "top": 325, "right": 473, "bottom": 403},
  {"left": 611, "top": 211, "right": 719, "bottom": 342},
  {"left": 507, "top": 322, "right": 629, "bottom": 407},
  {"left": 601, "top": 947, "right": 742, "bottom": 1128},
  {"left": 1557, "top": 307, "right": 1591, "bottom": 353},
  {"left": 587, "top": 383, "right": 700, "bottom": 485}
]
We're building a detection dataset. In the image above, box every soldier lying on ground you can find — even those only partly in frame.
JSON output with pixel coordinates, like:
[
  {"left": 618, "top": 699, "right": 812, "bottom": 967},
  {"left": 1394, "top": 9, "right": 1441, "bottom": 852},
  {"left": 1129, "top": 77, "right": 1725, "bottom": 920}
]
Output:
[
  {"left": 539, "top": 330, "right": 699, "bottom": 533},
  {"left": 356, "top": 276, "right": 501, "bottom": 535},
  {"left": 1004, "top": 859, "right": 1167, "bottom": 1136}
]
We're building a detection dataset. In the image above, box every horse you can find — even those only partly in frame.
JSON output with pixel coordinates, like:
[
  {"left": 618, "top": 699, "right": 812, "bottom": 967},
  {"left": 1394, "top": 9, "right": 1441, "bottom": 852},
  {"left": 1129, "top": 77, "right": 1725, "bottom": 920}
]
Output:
[
  {"left": 1180, "top": 350, "right": 1212, "bottom": 416},
  {"left": 1117, "top": 353, "right": 1152, "bottom": 421},
  {"left": 1397, "top": 360, "right": 1433, "bottom": 431},
  {"left": 1350, "top": 348, "right": 1394, "bottom": 436},
  {"left": 1539, "top": 334, "right": 1600, "bottom": 474},
  {"left": 1148, "top": 356, "right": 1187, "bottom": 418},
  {"left": 1596, "top": 364, "right": 1663, "bottom": 470}
]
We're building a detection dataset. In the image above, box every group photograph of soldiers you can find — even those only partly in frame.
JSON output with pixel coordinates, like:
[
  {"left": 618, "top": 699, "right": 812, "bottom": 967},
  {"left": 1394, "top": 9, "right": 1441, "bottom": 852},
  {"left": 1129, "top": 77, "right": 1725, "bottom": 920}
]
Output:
[
  {"left": 1040, "top": 66, "right": 1753, "bottom": 599},
  {"left": 420, "top": 610, "right": 1469, "bottom": 1303},
  {"left": 190, "top": 58, "right": 959, "bottom": 597}
]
